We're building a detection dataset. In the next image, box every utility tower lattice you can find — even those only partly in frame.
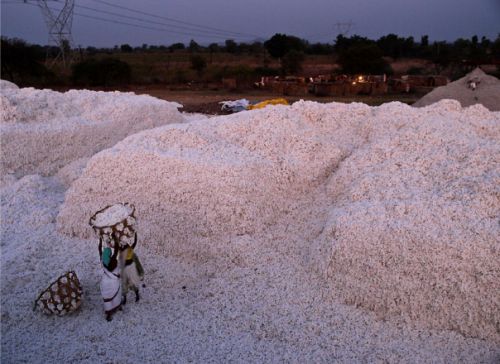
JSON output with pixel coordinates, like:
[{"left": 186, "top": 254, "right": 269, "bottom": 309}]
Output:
[
  {"left": 334, "top": 21, "right": 353, "bottom": 37},
  {"left": 32, "top": 0, "right": 75, "bottom": 66}
]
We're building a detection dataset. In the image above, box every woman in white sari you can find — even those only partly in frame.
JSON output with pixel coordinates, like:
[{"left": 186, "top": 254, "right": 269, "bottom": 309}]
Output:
[{"left": 99, "top": 238, "right": 122, "bottom": 321}]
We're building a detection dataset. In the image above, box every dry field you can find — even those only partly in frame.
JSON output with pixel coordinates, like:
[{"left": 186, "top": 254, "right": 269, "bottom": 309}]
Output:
[{"left": 132, "top": 87, "right": 422, "bottom": 114}]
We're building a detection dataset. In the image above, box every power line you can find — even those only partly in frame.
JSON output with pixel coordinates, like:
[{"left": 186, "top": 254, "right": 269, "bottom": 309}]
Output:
[
  {"left": 88, "top": 0, "right": 261, "bottom": 39},
  {"left": 19, "top": 1, "right": 256, "bottom": 41},
  {"left": 74, "top": 3, "right": 253, "bottom": 40},
  {"left": 73, "top": 12, "right": 248, "bottom": 41}
]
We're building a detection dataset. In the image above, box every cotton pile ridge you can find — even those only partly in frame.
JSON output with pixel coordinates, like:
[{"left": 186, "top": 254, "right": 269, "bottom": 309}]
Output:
[
  {"left": 0, "top": 81, "right": 184, "bottom": 178},
  {"left": 57, "top": 98, "right": 500, "bottom": 342}
]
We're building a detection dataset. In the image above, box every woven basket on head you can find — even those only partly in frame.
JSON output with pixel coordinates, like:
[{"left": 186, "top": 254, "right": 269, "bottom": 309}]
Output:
[
  {"left": 89, "top": 203, "right": 136, "bottom": 248},
  {"left": 33, "top": 271, "right": 82, "bottom": 315}
]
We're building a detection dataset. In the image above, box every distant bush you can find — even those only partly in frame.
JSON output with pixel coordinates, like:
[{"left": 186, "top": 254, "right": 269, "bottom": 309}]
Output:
[
  {"left": 71, "top": 58, "right": 131, "bottom": 86},
  {"left": 120, "top": 44, "right": 133, "bottom": 53},
  {"left": 254, "top": 66, "right": 280, "bottom": 76},
  {"left": 224, "top": 39, "right": 238, "bottom": 54},
  {"left": 338, "top": 44, "right": 392, "bottom": 75},
  {"left": 306, "top": 42, "right": 334, "bottom": 55},
  {"left": 190, "top": 55, "right": 207, "bottom": 77},
  {"left": 173, "top": 68, "right": 188, "bottom": 84},
  {"left": 407, "top": 66, "right": 424, "bottom": 75},
  {"left": 1, "top": 37, "right": 55, "bottom": 87},
  {"left": 168, "top": 43, "right": 185, "bottom": 52},
  {"left": 213, "top": 65, "right": 255, "bottom": 82},
  {"left": 281, "top": 50, "right": 305, "bottom": 75}
]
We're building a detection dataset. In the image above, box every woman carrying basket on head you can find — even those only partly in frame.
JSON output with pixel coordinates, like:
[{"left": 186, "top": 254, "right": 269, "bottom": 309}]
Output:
[
  {"left": 99, "top": 236, "right": 122, "bottom": 321},
  {"left": 90, "top": 203, "right": 137, "bottom": 321}
]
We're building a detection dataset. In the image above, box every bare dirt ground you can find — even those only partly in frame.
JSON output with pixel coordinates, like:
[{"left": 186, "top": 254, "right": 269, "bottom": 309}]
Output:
[{"left": 131, "top": 87, "right": 422, "bottom": 114}]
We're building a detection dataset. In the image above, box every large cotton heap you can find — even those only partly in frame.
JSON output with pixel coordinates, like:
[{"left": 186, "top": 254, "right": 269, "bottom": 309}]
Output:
[
  {"left": 310, "top": 100, "right": 500, "bottom": 342},
  {"left": 0, "top": 83, "right": 184, "bottom": 177},
  {"left": 58, "top": 102, "right": 366, "bottom": 256},
  {"left": 57, "top": 100, "right": 499, "bottom": 342},
  {"left": 413, "top": 67, "right": 500, "bottom": 111}
]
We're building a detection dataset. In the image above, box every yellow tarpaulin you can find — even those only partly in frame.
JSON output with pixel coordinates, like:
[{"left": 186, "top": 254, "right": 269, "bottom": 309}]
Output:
[{"left": 247, "top": 98, "right": 289, "bottom": 110}]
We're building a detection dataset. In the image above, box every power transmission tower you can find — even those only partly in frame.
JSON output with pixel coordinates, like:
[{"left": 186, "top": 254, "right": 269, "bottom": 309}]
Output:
[
  {"left": 334, "top": 21, "right": 353, "bottom": 37},
  {"left": 31, "top": 0, "right": 75, "bottom": 66}
]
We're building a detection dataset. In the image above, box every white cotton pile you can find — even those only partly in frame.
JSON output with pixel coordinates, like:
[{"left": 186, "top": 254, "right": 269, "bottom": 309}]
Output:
[
  {"left": 310, "top": 100, "right": 500, "bottom": 342},
  {"left": 0, "top": 79, "right": 19, "bottom": 90},
  {"left": 55, "top": 157, "right": 89, "bottom": 188},
  {"left": 57, "top": 102, "right": 369, "bottom": 253},
  {"left": 56, "top": 99, "right": 500, "bottom": 342},
  {"left": 0, "top": 84, "right": 185, "bottom": 177},
  {"left": 4, "top": 172, "right": 499, "bottom": 362}
]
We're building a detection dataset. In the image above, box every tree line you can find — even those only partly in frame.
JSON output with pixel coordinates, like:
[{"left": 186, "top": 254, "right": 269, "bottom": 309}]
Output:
[{"left": 2, "top": 33, "right": 499, "bottom": 87}]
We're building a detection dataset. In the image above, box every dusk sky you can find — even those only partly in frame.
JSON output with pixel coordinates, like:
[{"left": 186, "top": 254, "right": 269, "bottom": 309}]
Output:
[{"left": 1, "top": 0, "right": 499, "bottom": 47}]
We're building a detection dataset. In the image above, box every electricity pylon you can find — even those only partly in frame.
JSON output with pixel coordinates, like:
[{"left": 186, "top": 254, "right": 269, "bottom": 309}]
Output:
[
  {"left": 32, "top": 0, "right": 75, "bottom": 66},
  {"left": 334, "top": 21, "right": 353, "bottom": 37}
]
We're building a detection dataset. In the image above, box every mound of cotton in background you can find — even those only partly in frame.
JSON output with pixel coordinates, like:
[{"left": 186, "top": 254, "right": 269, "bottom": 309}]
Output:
[
  {"left": 0, "top": 83, "right": 184, "bottom": 177},
  {"left": 57, "top": 99, "right": 500, "bottom": 342},
  {"left": 413, "top": 68, "right": 500, "bottom": 111}
]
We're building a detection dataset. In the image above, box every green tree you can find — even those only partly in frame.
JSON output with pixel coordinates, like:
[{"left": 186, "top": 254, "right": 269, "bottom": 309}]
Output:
[
  {"left": 120, "top": 44, "right": 133, "bottom": 53},
  {"left": 225, "top": 39, "right": 238, "bottom": 54},
  {"left": 169, "top": 42, "right": 185, "bottom": 52},
  {"left": 208, "top": 43, "right": 220, "bottom": 53},
  {"left": 249, "top": 41, "right": 264, "bottom": 55},
  {"left": 190, "top": 55, "right": 207, "bottom": 77},
  {"left": 306, "top": 42, "right": 333, "bottom": 55},
  {"left": 421, "top": 35, "right": 429, "bottom": 47},
  {"left": 334, "top": 34, "right": 373, "bottom": 53},
  {"left": 338, "top": 43, "right": 391, "bottom": 74},
  {"left": 430, "top": 41, "right": 452, "bottom": 74},
  {"left": 377, "top": 33, "right": 402, "bottom": 58},
  {"left": 377, "top": 34, "right": 416, "bottom": 58},
  {"left": 208, "top": 43, "right": 220, "bottom": 63},
  {"left": 492, "top": 34, "right": 500, "bottom": 57},
  {"left": 0, "top": 37, "right": 53, "bottom": 86},
  {"left": 71, "top": 57, "right": 131, "bottom": 86},
  {"left": 264, "top": 33, "right": 305, "bottom": 58},
  {"left": 281, "top": 50, "right": 305, "bottom": 75}
]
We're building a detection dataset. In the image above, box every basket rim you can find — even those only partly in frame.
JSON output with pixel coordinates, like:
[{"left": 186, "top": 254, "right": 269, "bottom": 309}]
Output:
[{"left": 89, "top": 202, "right": 136, "bottom": 229}]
